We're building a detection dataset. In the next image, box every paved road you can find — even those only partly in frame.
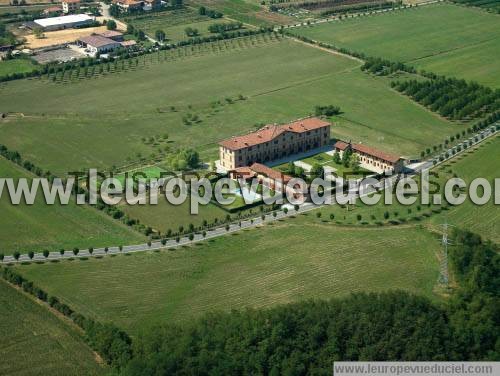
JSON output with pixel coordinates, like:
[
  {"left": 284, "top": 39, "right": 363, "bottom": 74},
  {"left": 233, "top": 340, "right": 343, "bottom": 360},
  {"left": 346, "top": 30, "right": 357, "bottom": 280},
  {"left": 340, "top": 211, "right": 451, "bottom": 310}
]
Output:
[{"left": 1, "top": 126, "right": 497, "bottom": 265}]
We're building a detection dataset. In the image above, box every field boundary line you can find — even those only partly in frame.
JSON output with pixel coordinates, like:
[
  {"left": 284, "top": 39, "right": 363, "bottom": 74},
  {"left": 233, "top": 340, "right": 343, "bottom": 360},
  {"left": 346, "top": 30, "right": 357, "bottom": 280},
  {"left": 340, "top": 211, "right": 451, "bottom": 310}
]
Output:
[
  {"left": 405, "top": 36, "right": 500, "bottom": 64},
  {"left": 0, "top": 278, "right": 106, "bottom": 365},
  {"left": 289, "top": 36, "right": 364, "bottom": 63}
]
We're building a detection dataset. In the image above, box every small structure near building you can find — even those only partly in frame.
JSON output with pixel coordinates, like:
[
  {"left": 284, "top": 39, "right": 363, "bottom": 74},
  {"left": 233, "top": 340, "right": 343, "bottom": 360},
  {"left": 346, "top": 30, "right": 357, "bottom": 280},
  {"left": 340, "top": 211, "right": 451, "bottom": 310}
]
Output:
[
  {"left": 78, "top": 34, "right": 121, "bottom": 55},
  {"left": 62, "top": 0, "right": 80, "bottom": 14},
  {"left": 43, "top": 6, "right": 63, "bottom": 16},
  {"left": 333, "top": 140, "right": 405, "bottom": 174},
  {"left": 230, "top": 163, "right": 305, "bottom": 200},
  {"left": 31, "top": 14, "right": 94, "bottom": 31},
  {"left": 77, "top": 31, "right": 135, "bottom": 56}
]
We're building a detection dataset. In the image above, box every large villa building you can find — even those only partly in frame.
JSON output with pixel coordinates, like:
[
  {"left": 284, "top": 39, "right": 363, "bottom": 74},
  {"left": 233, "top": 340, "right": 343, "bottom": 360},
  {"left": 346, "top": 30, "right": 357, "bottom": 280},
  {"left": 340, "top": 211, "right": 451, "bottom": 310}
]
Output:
[
  {"left": 334, "top": 140, "right": 404, "bottom": 174},
  {"left": 219, "top": 117, "right": 331, "bottom": 170}
]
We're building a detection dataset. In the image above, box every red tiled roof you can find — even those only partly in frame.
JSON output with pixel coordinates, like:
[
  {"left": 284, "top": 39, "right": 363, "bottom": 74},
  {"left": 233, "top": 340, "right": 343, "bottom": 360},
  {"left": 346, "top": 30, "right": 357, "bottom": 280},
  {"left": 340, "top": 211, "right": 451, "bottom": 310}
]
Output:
[
  {"left": 219, "top": 117, "right": 330, "bottom": 151},
  {"left": 250, "top": 163, "right": 293, "bottom": 183},
  {"left": 334, "top": 140, "right": 349, "bottom": 151},
  {"left": 113, "top": 0, "right": 142, "bottom": 5},
  {"left": 352, "top": 144, "right": 401, "bottom": 164},
  {"left": 335, "top": 139, "right": 401, "bottom": 163},
  {"left": 79, "top": 35, "right": 120, "bottom": 48}
]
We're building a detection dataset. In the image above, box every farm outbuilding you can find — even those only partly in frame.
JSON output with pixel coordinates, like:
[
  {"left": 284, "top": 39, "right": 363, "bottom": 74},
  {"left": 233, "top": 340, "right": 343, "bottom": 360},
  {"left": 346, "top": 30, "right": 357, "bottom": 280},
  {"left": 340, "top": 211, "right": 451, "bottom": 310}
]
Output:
[
  {"left": 31, "top": 14, "right": 94, "bottom": 31},
  {"left": 78, "top": 35, "right": 122, "bottom": 55}
]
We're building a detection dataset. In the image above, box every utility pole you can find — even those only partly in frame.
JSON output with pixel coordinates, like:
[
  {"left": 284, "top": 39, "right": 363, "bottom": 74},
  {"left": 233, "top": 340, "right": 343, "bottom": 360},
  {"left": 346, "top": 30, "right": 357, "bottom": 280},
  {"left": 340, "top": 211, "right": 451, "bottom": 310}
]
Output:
[{"left": 438, "top": 221, "right": 454, "bottom": 287}]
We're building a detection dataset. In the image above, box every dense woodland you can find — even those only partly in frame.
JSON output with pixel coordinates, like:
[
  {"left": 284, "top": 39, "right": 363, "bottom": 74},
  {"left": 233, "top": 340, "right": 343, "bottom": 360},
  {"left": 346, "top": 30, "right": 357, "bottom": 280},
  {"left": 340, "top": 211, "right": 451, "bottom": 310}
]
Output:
[{"left": 115, "top": 229, "right": 499, "bottom": 375}]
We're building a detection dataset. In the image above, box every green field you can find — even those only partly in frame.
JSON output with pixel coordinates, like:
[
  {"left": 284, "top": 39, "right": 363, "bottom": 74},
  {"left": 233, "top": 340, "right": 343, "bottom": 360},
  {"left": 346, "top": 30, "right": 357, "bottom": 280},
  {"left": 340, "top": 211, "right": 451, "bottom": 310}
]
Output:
[
  {"left": 430, "top": 136, "right": 500, "bottom": 243},
  {"left": 0, "top": 59, "right": 37, "bottom": 76},
  {"left": 126, "top": 7, "right": 240, "bottom": 42},
  {"left": 16, "top": 221, "right": 440, "bottom": 335},
  {"left": 0, "top": 157, "right": 145, "bottom": 254},
  {"left": 294, "top": 3, "right": 500, "bottom": 87},
  {"left": 0, "top": 36, "right": 460, "bottom": 175},
  {"left": 0, "top": 280, "right": 104, "bottom": 376},
  {"left": 191, "top": 0, "right": 293, "bottom": 26}
]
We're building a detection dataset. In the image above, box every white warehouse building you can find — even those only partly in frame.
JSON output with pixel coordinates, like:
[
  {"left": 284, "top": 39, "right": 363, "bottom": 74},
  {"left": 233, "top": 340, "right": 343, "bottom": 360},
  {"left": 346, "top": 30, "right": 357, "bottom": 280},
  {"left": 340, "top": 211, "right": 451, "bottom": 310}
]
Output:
[{"left": 33, "top": 14, "right": 94, "bottom": 31}]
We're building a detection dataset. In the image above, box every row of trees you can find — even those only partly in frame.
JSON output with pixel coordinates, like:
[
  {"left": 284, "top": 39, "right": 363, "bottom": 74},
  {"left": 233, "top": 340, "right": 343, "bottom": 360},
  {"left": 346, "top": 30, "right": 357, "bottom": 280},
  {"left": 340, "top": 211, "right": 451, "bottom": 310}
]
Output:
[
  {"left": 418, "top": 112, "right": 499, "bottom": 160},
  {"left": 361, "top": 56, "right": 416, "bottom": 76},
  {"left": 1, "top": 267, "right": 133, "bottom": 368},
  {"left": 0, "top": 144, "right": 55, "bottom": 181},
  {"left": 198, "top": 6, "right": 223, "bottom": 19},
  {"left": 208, "top": 22, "right": 243, "bottom": 34},
  {"left": 115, "top": 229, "right": 498, "bottom": 374},
  {"left": 392, "top": 78, "right": 500, "bottom": 120}
]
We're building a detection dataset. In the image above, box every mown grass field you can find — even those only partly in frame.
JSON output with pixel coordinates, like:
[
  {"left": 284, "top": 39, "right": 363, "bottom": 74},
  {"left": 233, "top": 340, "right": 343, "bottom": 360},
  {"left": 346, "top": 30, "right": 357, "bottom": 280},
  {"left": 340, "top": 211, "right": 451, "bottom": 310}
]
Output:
[
  {"left": 0, "top": 59, "right": 37, "bottom": 76},
  {"left": 0, "top": 280, "right": 104, "bottom": 376},
  {"left": 0, "top": 36, "right": 459, "bottom": 175},
  {"left": 294, "top": 3, "right": 500, "bottom": 87},
  {"left": 0, "top": 157, "right": 145, "bottom": 254},
  {"left": 17, "top": 222, "right": 440, "bottom": 335}
]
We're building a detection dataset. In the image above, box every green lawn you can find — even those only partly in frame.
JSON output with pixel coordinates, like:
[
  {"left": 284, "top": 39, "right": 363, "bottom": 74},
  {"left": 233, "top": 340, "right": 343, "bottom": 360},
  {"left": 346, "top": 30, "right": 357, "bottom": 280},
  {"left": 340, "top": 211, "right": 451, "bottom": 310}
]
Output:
[
  {"left": 120, "top": 199, "right": 229, "bottom": 234},
  {"left": 0, "top": 280, "right": 104, "bottom": 376},
  {"left": 293, "top": 3, "right": 500, "bottom": 87},
  {"left": 0, "top": 36, "right": 459, "bottom": 175},
  {"left": 0, "top": 157, "right": 145, "bottom": 254},
  {"left": 301, "top": 152, "right": 371, "bottom": 177},
  {"left": 16, "top": 222, "right": 440, "bottom": 335},
  {"left": 0, "top": 59, "right": 37, "bottom": 76}
]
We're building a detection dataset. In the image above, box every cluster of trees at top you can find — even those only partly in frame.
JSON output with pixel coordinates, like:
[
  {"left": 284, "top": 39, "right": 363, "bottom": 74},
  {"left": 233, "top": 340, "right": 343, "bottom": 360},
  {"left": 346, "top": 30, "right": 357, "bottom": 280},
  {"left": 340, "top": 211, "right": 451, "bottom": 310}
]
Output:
[
  {"left": 199, "top": 6, "right": 223, "bottom": 19},
  {"left": 361, "top": 56, "right": 416, "bottom": 76},
  {"left": 315, "top": 104, "right": 341, "bottom": 116},
  {"left": 164, "top": 148, "right": 199, "bottom": 171},
  {"left": 208, "top": 22, "right": 243, "bottom": 34},
  {"left": 333, "top": 147, "right": 360, "bottom": 170},
  {"left": 391, "top": 78, "right": 500, "bottom": 120},
  {"left": 112, "top": 229, "right": 498, "bottom": 375}
]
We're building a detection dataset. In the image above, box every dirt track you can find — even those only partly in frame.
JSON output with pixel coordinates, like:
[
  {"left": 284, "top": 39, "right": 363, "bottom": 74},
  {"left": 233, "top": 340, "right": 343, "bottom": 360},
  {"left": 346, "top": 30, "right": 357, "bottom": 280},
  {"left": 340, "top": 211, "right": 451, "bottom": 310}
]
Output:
[{"left": 23, "top": 26, "right": 108, "bottom": 49}]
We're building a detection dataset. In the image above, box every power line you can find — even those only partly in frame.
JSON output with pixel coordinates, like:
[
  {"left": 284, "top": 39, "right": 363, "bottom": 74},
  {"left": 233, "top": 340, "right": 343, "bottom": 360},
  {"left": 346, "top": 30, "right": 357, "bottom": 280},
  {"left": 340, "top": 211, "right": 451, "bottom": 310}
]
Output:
[{"left": 438, "top": 220, "right": 454, "bottom": 287}]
